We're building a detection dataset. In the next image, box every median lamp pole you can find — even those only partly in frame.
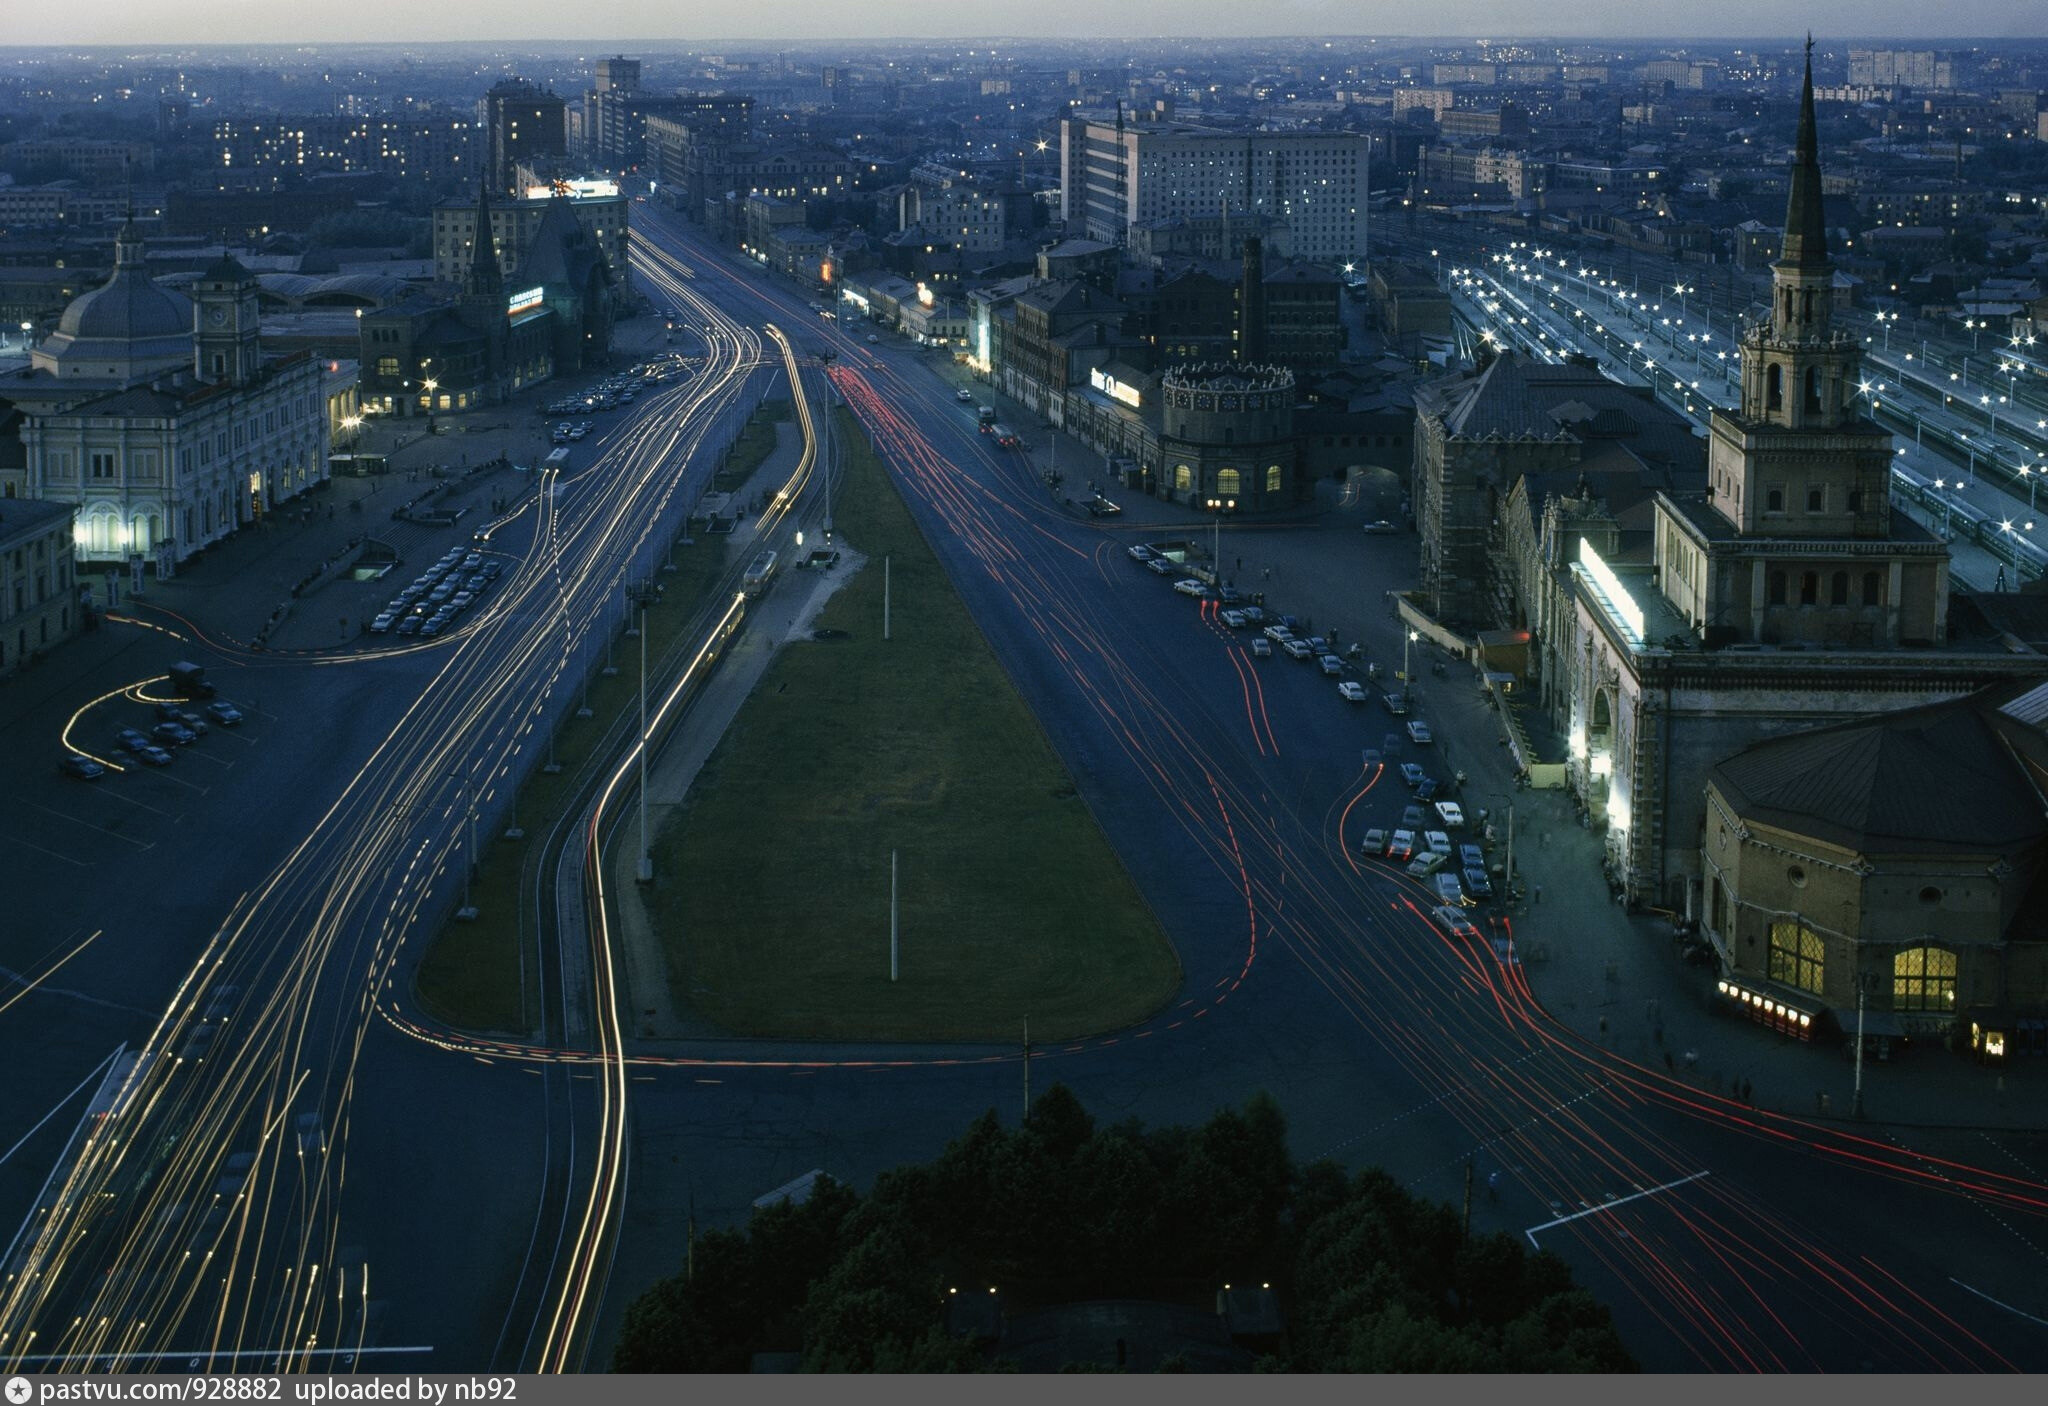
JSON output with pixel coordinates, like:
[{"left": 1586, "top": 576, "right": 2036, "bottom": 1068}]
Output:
[
  {"left": 452, "top": 768, "right": 478, "bottom": 920},
  {"left": 1403, "top": 628, "right": 1418, "bottom": 685},
  {"left": 629, "top": 581, "right": 661, "bottom": 883}
]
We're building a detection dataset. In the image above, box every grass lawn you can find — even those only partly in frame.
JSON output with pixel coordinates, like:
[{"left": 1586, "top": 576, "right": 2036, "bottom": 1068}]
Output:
[
  {"left": 649, "top": 410, "right": 1181, "bottom": 1043},
  {"left": 712, "top": 398, "right": 790, "bottom": 494},
  {"left": 413, "top": 479, "right": 737, "bottom": 1032}
]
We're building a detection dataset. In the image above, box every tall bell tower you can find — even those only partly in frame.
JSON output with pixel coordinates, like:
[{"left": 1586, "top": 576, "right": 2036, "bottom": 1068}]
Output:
[
  {"left": 191, "top": 252, "right": 262, "bottom": 388},
  {"left": 1706, "top": 38, "right": 1893, "bottom": 539}
]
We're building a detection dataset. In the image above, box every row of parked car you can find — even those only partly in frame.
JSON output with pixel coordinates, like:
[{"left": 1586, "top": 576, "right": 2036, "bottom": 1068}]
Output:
[
  {"left": 542, "top": 356, "right": 689, "bottom": 421},
  {"left": 367, "top": 547, "right": 503, "bottom": 638},
  {"left": 68, "top": 695, "right": 245, "bottom": 774}
]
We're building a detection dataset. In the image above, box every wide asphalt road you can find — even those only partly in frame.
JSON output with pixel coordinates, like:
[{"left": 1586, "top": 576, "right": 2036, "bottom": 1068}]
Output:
[{"left": 588, "top": 208, "right": 2048, "bottom": 1373}]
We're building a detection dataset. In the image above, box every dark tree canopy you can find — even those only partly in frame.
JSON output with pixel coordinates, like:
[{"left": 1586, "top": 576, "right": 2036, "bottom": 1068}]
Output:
[{"left": 612, "top": 1087, "right": 1635, "bottom": 1373}]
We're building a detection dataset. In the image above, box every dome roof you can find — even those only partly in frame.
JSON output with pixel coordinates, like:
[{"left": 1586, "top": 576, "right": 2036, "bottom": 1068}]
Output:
[
  {"left": 56, "top": 269, "right": 192, "bottom": 343},
  {"left": 32, "top": 220, "right": 193, "bottom": 383}
]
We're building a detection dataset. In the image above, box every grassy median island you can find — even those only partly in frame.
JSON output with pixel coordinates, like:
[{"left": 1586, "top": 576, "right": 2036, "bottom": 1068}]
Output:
[
  {"left": 412, "top": 538, "right": 726, "bottom": 1034},
  {"left": 649, "top": 410, "right": 1180, "bottom": 1043}
]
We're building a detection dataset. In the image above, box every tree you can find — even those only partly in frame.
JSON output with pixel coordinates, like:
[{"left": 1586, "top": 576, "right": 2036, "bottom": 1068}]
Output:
[{"left": 611, "top": 1090, "right": 1635, "bottom": 1372}]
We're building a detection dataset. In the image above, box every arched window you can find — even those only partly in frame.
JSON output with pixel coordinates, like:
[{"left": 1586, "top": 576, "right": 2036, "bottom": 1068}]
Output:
[
  {"left": 1800, "top": 571, "right": 1818, "bottom": 605},
  {"left": 1769, "top": 919, "right": 1825, "bottom": 995},
  {"left": 1173, "top": 464, "right": 1193, "bottom": 492},
  {"left": 1848, "top": 490, "right": 1862, "bottom": 512},
  {"left": 131, "top": 514, "right": 151, "bottom": 553},
  {"left": 1893, "top": 946, "right": 1957, "bottom": 1012},
  {"left": 1807, "top": 487, "right": 1824, "bottom": 512},
  {"left": 1802, "top": 289, "right": 1815, "bottom": 323},
  {"left": 1766, "top": 364, "right": 1783, "bottom": 412},
  {"left": 1767, "top": 488, "right": 1784, "bottom": 512},
  {"left": 1768, "top": 570, "right": 1787, "bottom": 605},
  {"left": 1805, "top": 366, "right": 1822, "bottom": 413},
  {"left": 1862, "top": 571, "right": 1881, "bottom": 606},
  {"left": 1216, "top": 468, "right": 1241, "bottom": 496},
  {"left": 1830, "top": 571, "right": 1848, "bottom": 605},
  {"left": 1266, "top": 464, "right": 1282, "bottom": 493}
]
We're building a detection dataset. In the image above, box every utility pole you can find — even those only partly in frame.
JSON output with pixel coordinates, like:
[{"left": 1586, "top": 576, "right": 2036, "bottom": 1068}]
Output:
[
  {"left": 1505, "top": 802, "right": 1516, "bottom": 899},
  {"left": 890, "top": 848, "right": 899, "bottom": 981},
  {"left": 1852, "top": 978, "right": 1867, "bottom": 1118},
  {"left": 628, "top": 581, "right": 661, "bottom": 883},
  {"left": 883, "top": 554, "right": 892, "bottom": 641}
]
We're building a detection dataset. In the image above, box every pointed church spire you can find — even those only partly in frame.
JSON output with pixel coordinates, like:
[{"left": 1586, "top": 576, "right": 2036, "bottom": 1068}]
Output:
[
  {"left": 1779, "top": 34, "right": 1829, "bottom": 270},
  {"left": 468, "top": 182, "right": 503, "bottom": 297}
]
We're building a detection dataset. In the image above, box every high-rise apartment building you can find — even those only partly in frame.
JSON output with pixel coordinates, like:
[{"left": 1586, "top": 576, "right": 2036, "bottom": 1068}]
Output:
[
  {"left": 1059, "top": 115, "right": 1367, "bottom": 264},
  {"left": 485, "top": 79, "right": 567, "bottom": 196}
]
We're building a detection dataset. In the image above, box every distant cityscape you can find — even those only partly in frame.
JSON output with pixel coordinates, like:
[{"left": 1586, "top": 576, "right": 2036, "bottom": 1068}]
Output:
[{"left": 2, "top": 30, "right": 2047, "bottom": 1376}]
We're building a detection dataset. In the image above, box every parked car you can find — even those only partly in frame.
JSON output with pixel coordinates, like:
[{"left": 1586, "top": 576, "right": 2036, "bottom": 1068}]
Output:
[
  {"left": 59, "top": 754, "right": 106, "bottom": 780},
  {"left": 1361, "top": 748, "right": 1382, "bottom": 768},
  {"left": 396, "top": 615, "right": 424, "bottom": 635},
  {"left": 1400, "top": 762, "right": 1426, "bottom": 787},
  {"left": 1318, "top": 653, "right": 1344, "bottom": 677},
  {"left": 1127, "top": 544, "right": 1156, "bottom": 562},
  {"left": 1415, "top": 777, "right": 1441, "bottom": 802},
  {"left": 1435, "top": 872, "right": 1465, "bottom": 906},
  {"left": 1337, "top": 681, "right": 1368, "bottom": 702},
  {"left": 1221, "top": 609, "right": 1248, "bottom": 629},
  {"left": 370, "top": 613, "right": 398, "bottom": 634},
  {"left": 1462, "top": 867, "right": 1495, "bottom": 900},
  {"left": 1382, "top": 692, "right": 1409, "bottom": 715},
  {"left": 1408, "top": 852, "right": 1448, "bottom": 878},
  {"left": 1263, "top": 624, "right": 1293, "bottom": 643},
  {"left": 1361, "top": 827, "right": 1388, "bottom": 856},
  {"left": 206, "top": 701, "right": 244, "bottom": 727},
  {"left": 1238, "top": 606, "right": 1266, "bottom": 625},
  {"left": 152, "top": 721, "right": 197, "bottom": 747},
  {"left": 1459, "top": 843, "right": 1486, "bottom": 870},
  {"left": 1424, "top": 829, "right": 1453, "bottom": 856},
  {"left": 1386, "top": 829, "right": 1416, "bottom": 862},
  {"left": 1172, "top": 578, "right": 1210, "bottom": 598},
  {"left": 1436, "top": 801, "right": 1466, "bottom": 828},
  {"left": 1431, "top": 905, "right": 1481, "bottom": 940},
  {"left": 1401, "top": 804, "right": 1426, "bottom": 829},
  {"left": 955, "top": 388, "right": 975, "bottom": 402},
  {"left": 1283, "top": 639, "right": 1314, "bottom": 660},
  {"left": 154, "top": 701, "right": 187, "bottom": 723},
  {"left": 1362, "top": 520, "right": 1401, "bottom": 535},
  {"left": 1407, "top": 720, "right": 1434, "bottom": 744},
  {"left": 1147, "top": 558, "right": 1176, "bottom": 576},
  {"left": 1217, "top": 586, "right": 1241, "bottom": 604},
  {"left": 1250, "top": 638, "right": 1272, "bottom": 658}
]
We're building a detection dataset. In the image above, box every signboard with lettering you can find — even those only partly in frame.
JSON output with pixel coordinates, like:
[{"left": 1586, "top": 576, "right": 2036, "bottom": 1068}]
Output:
[{"left": 1089, "top": 367, "right": 1142, "bottom": 409}]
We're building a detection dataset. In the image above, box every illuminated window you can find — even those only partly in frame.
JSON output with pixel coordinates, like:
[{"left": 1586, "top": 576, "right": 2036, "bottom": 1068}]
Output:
[
  {"left": 1892, "top": 946, "right": 1956, "bottom": 1012},
  {"left": 1216, "top": 468, "right": 1241, "bottom": 496},
  {"left": 1266, "top": 464, "right": 1282, "bottom": 493},
  {"left": 1767, "top": 919, "right": 1825, "bottom": 995},
  {"left": 1174, "top": 464, "right": 1193, "bottom": 491}
]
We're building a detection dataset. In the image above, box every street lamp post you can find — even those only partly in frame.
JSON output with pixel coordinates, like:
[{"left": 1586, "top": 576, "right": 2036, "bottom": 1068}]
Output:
[
  {"left": 629, "top": 581, "right": 661, "bottom": 883},
  {"left": 1403, "top": 628, "right": 1418, "bottom": 686}
]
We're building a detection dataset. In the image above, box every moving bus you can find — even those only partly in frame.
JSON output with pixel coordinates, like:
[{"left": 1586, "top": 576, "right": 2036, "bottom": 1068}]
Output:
[{"left": 743, "top": 550, "right": 779, "bottom": 597}]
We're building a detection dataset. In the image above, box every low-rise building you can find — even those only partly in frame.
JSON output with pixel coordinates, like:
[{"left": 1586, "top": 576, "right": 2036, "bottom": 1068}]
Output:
[{"left": 0, "top": 497, "right": 79, "bottom": 677}]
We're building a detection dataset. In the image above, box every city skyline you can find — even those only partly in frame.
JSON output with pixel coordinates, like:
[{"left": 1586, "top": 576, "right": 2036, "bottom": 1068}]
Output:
[{"left": 5, "top": 1, "right": 2048, "bottom": 48}]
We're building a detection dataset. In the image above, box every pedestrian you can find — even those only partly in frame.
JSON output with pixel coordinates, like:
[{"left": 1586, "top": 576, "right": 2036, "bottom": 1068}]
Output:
[
  {"left": 1262, "top": 567, "right": 1271, "bottom": 581},
  {"left": 1533, "top": 883, "right": 1542, "bottom": 905},
  {"left": 1236, "top": 556, "right": 1242, "bottom": 571}
]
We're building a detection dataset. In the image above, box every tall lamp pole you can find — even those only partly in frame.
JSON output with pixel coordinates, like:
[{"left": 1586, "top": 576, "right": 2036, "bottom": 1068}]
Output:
[{"left": 629, "top": 581, "right": 662, "bottom": 883}]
